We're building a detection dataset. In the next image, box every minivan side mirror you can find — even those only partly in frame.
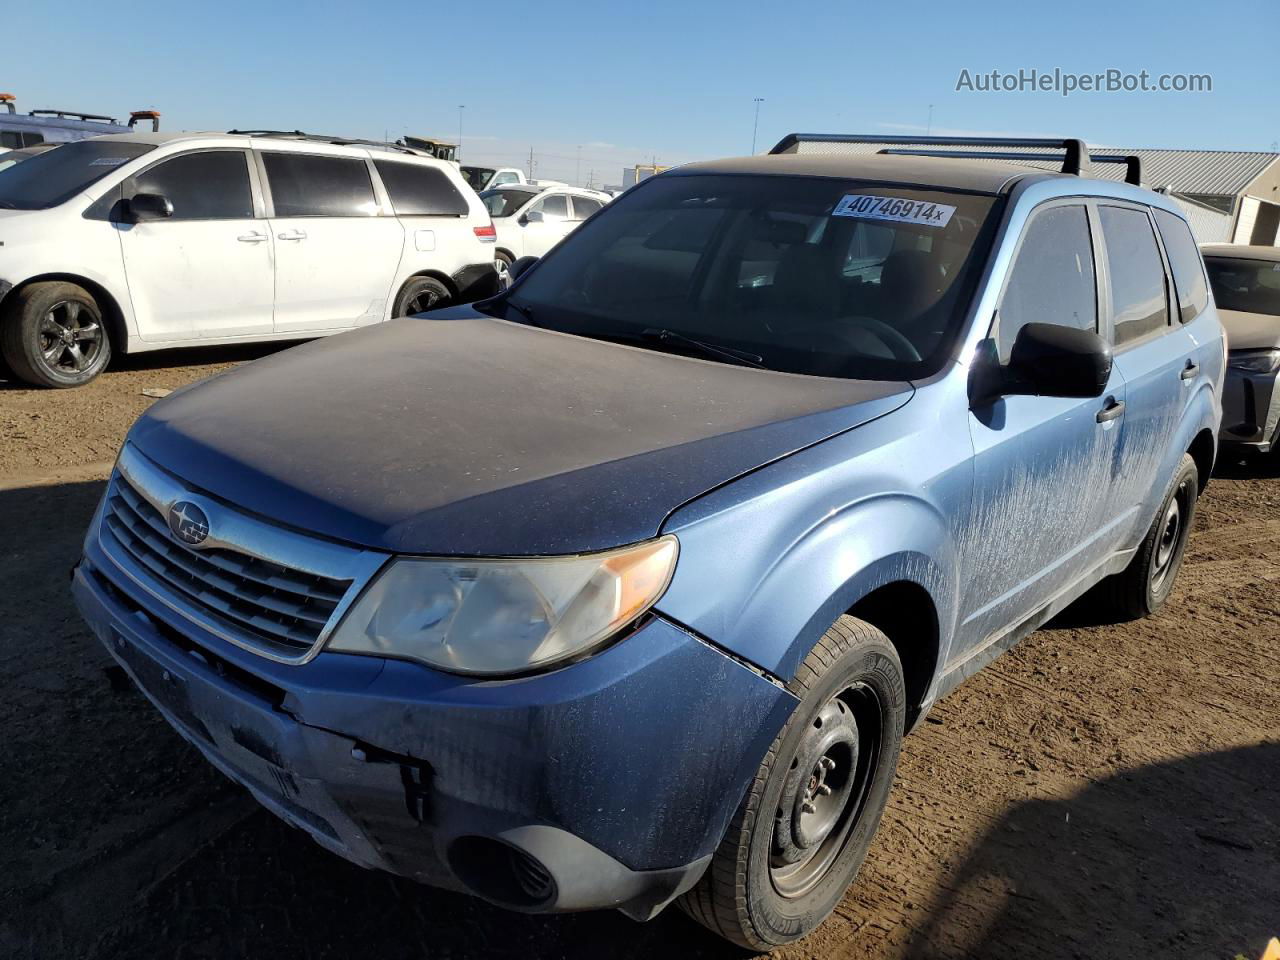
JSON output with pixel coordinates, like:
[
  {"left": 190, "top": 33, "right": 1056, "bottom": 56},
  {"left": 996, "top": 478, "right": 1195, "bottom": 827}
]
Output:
[
  {"left": 509, "top": 256, "right": 539, "bottom": 283},
  {"left": 970, "top": 322, "right": 1112, "bottom": 406},
  {"left": 127, "top": 193, "right": 174, "bottom": 222}
]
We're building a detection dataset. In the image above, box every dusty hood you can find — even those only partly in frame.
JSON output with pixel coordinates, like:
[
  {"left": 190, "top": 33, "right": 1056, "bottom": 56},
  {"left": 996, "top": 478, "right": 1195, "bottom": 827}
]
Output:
[
  {"left": 1220, "top": 309, "right": 1280, "bottom": 352},
  {"left": 128, "top": 313, "right": 912, "bottom": 555}
]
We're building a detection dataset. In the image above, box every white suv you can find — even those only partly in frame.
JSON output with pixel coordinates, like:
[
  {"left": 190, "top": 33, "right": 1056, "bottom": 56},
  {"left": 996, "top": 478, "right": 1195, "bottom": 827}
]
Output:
[
  {"left": 480, "top": 185, "right": 610, "bottom": 269},
  {"left": 0, "top": 131, "right": 499, "bottom": 387}
]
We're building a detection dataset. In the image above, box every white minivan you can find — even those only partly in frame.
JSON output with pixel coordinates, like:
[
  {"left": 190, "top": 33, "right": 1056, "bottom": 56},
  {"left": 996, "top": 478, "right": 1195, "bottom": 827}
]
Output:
[{"left": 0, "top": 131, "right": 499, "bottom": 387}]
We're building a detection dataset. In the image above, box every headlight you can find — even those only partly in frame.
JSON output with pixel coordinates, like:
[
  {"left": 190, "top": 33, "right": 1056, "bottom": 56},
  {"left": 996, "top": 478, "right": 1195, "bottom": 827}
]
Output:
[
  {"left": 327, "top": 537, "right": 678, "bottom": 675},
  {"left": 1227, "top": 350, "right": 1280, "bottom": 375}
]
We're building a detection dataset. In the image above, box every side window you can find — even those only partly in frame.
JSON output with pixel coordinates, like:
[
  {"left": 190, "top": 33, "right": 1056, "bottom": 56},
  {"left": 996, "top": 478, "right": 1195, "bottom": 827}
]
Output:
[
  {"left": 0, "top": 132, "right": 20, "bottom": 149},
  {"left": 263, "top": 152, "right": 377, "bottom": 218},
  {"left": 374, "top": 160, "right": 468, "bottom": 216},
  {"left": 1100, "top": 206, "right": 1170, "bottom": 345},
  {"left": 1152, "top": 208, "right": 1209, "bottom": 323},
  {"left": 570, "top": 196, "right": 602, "bottom": 220},
  {"left": 997, "top": 204, "right": 1097, "bottom": 360},
  {"left": 534, "top": 194, "right": 569, "bottom": 221},
  {"left": 131, "top": 151, "right": 254, "bottom": 221},
  {"left": 22, "top": 132, "right": 45, "bottom": 147}
]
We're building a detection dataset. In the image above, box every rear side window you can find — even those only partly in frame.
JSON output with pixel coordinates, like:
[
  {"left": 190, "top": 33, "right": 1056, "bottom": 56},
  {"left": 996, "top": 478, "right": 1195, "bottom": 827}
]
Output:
[
  {"left": 132, "top": 151, "right": 254, "bottom": 221},
  {"left": 1152, "top": 208, "right": 1209, "bottom": 323},
  {"left": 997, "top": 204, "right": 1097, "bottom": 360},
  {"left": 263, "top": 152, "right": 377, "bottom": 218},
  {"left": 374, "top": 160, "right": 468, "bottom": 216},
  {"left": 535, "top": 194, "right": 569, "bottom": 220},
  {"left": 571, "top": 196, "right": 603, "bottom": 220},
  {"left": 1100, "top": 206, "right": 1169, "bottom": 345}
]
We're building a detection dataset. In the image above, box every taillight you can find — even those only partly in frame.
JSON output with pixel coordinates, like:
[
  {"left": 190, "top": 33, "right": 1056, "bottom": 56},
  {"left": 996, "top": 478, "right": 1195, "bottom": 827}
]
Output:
[{"left": 474, "top": 223, "right": 496, "bottom": 242}]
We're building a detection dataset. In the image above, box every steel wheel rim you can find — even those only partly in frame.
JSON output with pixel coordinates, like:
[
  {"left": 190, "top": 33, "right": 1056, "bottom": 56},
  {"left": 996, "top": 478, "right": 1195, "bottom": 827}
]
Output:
[
  {"left": 1151, "top": 480, "right": 1188, "bottom": 591},
  {"left": 38, "top": 300, "right": 103, "bottom": 374},
  {"left": 770, "top": 683, "right": 883, "bottom": 899}
]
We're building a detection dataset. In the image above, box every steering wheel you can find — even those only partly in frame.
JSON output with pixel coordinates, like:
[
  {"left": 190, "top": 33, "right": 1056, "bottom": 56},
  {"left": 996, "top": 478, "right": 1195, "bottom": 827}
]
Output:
[{"left": 790, "top": 316, "right": 923, "bottom": 364}]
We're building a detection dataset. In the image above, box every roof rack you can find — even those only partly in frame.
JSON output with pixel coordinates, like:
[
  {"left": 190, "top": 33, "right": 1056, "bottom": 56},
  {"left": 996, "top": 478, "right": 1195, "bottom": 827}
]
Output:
[
  {"left": 29, "top": 108, "right": 120, "bottom": 125},
  {"left": 769, "top": 134, "right": 1143, "bottom": 186},
  {"left": 226, "top": 129, "right": 429, "bottom": 157}
]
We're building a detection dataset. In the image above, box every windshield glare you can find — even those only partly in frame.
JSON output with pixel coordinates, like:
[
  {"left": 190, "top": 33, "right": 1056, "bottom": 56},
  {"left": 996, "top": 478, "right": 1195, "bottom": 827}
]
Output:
[
  {"left": 1206, "top": 256, "right": 1280, "bottom": 317},
  {"left": 504, "top": 174, "right": 1002, "bottom": 380},
  {"left": 0, "top": 139, "right": 155, "bottom": 210},
  {"left": 481, "top": 188, "right": 537, "bottom": 218}
]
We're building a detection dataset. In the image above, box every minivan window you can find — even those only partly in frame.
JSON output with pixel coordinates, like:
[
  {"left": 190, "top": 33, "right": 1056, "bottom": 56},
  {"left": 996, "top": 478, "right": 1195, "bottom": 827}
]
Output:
[
  {"left": 263, "top": 152, "right": 378, "bottom": 218},
  {"left": 1205, "top": 256, "right": 1280, "bottom": 316},
  {"left": 0, "top": 139, "right": 155, "bottom": 210},
  {"left": 504, "top": 173, "right": 1003, "bottom": 380},
  {"left": 1100, "top": 206, "right": 1169, "bottom": 345},
  {"left": 997, "top": 204, "right": 1097, "bottom": 359},
  {"left": 374, "top": 160, "right": 468, "bottom": 216},
  {"left": 1152, "top": 209, "right": 1209, "bottom": 323},
  {"left": 131, "top": 151, "right": 254, "bottom": 221}
]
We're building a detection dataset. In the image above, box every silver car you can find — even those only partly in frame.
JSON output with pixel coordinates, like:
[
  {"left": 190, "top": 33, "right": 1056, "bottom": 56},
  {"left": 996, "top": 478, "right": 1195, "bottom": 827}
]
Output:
[{"left": 1203, "top": 244, "right": 1280, "bottom": 456}]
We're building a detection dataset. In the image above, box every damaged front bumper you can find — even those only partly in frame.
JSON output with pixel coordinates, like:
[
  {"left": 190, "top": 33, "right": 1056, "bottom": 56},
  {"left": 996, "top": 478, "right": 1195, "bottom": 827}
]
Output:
[{"left": 72, "top": 540, "right": 794, "bottom": 921}]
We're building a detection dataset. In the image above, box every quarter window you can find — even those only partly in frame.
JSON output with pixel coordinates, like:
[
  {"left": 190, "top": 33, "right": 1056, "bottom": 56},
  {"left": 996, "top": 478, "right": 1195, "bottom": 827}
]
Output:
[
  {"left": 263, "top": 152, "right": 378, "bottom": 218},
  {"left": 997, "top": 204, "right": 1097, "bottom": 360},
  {"left": 1152, "top": 208, "right": 1209, "bottom": 323},
  {"left": 131, "top": 151, "right": 254, "bottom": 221},
  {"left": 1100, "top": 206, "right": 1170, "bottom": 345},
  {"left": 374, "top": 160, "right": 468, "bottom": 216}
]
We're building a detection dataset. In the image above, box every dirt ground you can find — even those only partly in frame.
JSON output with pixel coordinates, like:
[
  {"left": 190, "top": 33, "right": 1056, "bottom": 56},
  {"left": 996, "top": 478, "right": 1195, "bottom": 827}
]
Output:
[{"left": 1, "top": 348, "right": 1276, "bottom": 960}]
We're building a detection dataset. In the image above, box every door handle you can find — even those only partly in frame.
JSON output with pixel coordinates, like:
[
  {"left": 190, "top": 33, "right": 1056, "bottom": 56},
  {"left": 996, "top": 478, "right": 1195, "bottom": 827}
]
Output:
[
  {"left": 237, "top": 232, "right": 268, "bottom": 243},
  {"left": 1180, "top": 361, "right": 1199, "bottom": 381},
  {"left": 1096, "top": 397, "right": 1125, "bottom": 423},
  {"left": 277, "top": 229, "right": 307, "bottom": 241}
]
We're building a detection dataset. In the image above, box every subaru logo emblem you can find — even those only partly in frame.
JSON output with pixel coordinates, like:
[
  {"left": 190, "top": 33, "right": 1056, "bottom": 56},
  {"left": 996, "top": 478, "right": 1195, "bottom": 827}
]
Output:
[{"left": 168, "top": 501, "right": 210, "bottom": 546}]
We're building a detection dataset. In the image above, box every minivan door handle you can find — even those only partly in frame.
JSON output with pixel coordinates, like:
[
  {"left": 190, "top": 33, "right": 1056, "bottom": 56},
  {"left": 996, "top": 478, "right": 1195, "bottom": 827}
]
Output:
[
  {"left": 1180, "top": 360, "right": 1199, "bottom": 381},
  {"left": 1096, "top": 397, "right": 1126, "bottom": 423}
]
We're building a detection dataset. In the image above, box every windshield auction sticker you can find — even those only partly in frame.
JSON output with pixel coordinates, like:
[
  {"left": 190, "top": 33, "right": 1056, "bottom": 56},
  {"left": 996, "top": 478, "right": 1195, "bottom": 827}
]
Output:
[{"left": 832, "top": 194, "right": 956, "bottom": 227}]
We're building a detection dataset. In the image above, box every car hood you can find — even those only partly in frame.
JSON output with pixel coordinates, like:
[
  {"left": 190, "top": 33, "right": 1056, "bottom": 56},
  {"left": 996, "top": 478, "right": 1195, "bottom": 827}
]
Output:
[
  {"left": 1220, "top": 309, "right": 1280, "bottom": 352},
  {"left": 128, "top": 312, "right": 913, "bottom": 556}
]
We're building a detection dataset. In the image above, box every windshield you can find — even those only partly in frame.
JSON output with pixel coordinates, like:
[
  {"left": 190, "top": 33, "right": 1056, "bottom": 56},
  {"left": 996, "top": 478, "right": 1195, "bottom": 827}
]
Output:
[
  {"left": 482, "top": 188, "right": 538, "bottom": 218},
  {"left": 0, "top": 139, "right": 154, "bottom": 210},
  {"left": 501, "top": 173, "right": 1002, "bottom": 379},
  {"left": 462, "top": 165, "right": 496, "bottom": 191},
  {"left": 1206, "top": 256, "right": 1280, "bottom": 317}
]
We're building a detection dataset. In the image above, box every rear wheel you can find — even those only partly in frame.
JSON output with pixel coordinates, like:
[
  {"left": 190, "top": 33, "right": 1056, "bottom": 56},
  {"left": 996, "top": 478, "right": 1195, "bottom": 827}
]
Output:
[
  {"left": 393, "top": 276, "right": 452, "bottom": 317},
  {"left": 0, "top": 281, "right": 112, "bottom": 388},
  {"left": 680, "top": 616, "right": 906, "bottom": 950}
]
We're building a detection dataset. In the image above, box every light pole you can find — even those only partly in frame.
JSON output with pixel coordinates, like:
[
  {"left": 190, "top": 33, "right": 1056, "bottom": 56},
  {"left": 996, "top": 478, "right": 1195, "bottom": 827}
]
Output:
[
  {"left": 457, "top": 104, "right": 465, "bottom": 158},
  {"left": 751, "top": 97, "right": 764, "bottom": 154},
  {"left": 926, "top": 104, "right": 934, "bottom": 136},
  {"left": 576, "top": 145, "right": 582, "bottom": 186}
]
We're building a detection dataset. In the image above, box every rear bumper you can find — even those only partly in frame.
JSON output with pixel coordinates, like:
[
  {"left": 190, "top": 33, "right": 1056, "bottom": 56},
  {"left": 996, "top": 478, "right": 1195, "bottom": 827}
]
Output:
[
  {"left": 1220, "top": 368, "right": 1280, "bottom": 453},
  {"left": 72, "top": 540, "right": 793, "bottom": 919}
]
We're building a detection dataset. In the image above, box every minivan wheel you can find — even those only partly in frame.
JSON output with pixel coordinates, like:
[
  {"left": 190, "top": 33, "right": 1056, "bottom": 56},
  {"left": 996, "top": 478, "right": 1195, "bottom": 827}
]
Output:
[
  {"left": 679, "top": 616, "right": 906, "bottom": 950},
  {"left": 393, "top": 277, "right": 452, "bottom": 317},
  {"left": 0, "top": 281, "right": 112, "bottom": 388},
  {"left": 1097, "top": 453, "right": 1199, "bottom": 620}
]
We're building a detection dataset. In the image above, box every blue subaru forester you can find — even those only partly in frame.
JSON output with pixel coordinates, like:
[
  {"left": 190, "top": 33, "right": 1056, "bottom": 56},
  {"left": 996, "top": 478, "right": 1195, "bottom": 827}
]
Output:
[{"left": 73, "top": 135, "right": 1223, "bottom": 950}]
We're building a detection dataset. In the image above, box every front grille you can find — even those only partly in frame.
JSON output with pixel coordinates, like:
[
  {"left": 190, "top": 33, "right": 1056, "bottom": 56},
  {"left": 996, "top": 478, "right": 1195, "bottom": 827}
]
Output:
[{"left": 102, "top": 475, "right": 353, "bottom": 654}]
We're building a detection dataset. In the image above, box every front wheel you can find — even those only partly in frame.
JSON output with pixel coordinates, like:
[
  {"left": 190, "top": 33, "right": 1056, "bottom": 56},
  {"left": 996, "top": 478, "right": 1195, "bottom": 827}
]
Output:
[
  {"left": 680, "top": 617, "right": 906, "bottom": 950},
  {"left": 393, "top": 276, "right": 452, "bottom": 317},
  {"left": 1, "top": 281, "right": 112, "bottom": 388}
]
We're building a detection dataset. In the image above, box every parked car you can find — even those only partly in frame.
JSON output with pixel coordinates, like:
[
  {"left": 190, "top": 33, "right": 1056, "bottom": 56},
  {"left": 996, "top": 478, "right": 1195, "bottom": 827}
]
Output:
[
  {"left": 72, "top": 136, "right": 1223, "bottom": 950},
  {"left": 0, "top": 131, "right": 499, "bottom": 387},
  {"left": 1201, "top": 243, "right": 1280, "bottom": 457},
  {"left": 0, "top": 92, "right": 159, "bottom": 147},
  {"left": 461, "top": 165, "right": 528, "bottom": 192},
  {"left": 480, "top": 183, "right": 610, "bottom": 269}
]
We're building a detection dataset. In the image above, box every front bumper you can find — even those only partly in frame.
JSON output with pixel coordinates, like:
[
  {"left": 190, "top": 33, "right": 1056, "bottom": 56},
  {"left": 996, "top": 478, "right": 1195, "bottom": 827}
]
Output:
[
  {"left": 72, "top": 538, "right": 793, "bottom": 920},
  {"left": 1220, "top": 367, "right": 1280, "bottom": 453}
]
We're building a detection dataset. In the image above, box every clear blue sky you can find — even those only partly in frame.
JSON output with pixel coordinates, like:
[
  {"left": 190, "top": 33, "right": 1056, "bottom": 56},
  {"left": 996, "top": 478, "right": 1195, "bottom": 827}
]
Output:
[{"left": 6, "top": 0, "right": 1275, "bottom": 186}]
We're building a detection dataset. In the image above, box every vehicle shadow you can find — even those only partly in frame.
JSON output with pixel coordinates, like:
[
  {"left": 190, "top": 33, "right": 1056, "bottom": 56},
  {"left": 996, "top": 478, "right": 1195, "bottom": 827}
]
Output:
[
  {"left": 1212, "top": 448, "right": 1280, "bottom": 480},
  {"left": 902, "top": 742, "right": 1279, "bottom": 960}
]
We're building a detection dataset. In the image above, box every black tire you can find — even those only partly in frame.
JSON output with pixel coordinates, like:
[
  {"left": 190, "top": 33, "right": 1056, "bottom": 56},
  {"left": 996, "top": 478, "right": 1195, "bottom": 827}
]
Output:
[
  {"left": 1095, "top": 453, "right": 1198, "bottom": 620},
  {"left": 494, "top": 249, "right": 514, "bottom": 269},
  {"left": 1, "top": 281, "right": 112, "bottom": 388},
  {"left": 680, "top": 616, "right": 906, "bottom": 950},
  {"left": 393, "top": 276, "right": 452, "bottom": 317}
]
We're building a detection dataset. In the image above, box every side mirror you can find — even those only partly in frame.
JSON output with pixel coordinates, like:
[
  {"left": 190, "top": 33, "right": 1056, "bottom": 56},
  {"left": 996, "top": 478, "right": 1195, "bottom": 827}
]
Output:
[
  {"left": 521, "top": 209, "right": 544, "bottom": 225},
  {"left": 127, "top": 193, "right": 173, "bottom": 222},
  {"left": 1004, "top": 322, "right": 1112, "bottom": 399},
  {"left": 509, "top": 256, "right": 539, "bottom": 283}
]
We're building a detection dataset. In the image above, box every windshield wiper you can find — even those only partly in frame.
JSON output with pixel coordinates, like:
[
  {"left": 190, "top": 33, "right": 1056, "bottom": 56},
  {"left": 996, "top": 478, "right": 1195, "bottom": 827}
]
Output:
[{"left": 639, "top": 328, "right": 764, "bottom": 368}]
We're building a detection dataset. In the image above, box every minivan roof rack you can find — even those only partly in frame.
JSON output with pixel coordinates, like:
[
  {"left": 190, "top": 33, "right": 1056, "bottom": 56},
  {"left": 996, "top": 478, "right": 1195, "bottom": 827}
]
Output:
[
  {"left": 226, "top": 129, "right": 429, "bottom": 157},
  {"left": 769, "top": 134, "right": 1143, "bottom": 186}
]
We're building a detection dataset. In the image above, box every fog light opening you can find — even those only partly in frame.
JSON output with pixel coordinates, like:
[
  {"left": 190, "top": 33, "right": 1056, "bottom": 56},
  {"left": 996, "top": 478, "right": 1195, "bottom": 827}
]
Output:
[{"left": 447, "top": 836, "right": 557, "bottom": 908}]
